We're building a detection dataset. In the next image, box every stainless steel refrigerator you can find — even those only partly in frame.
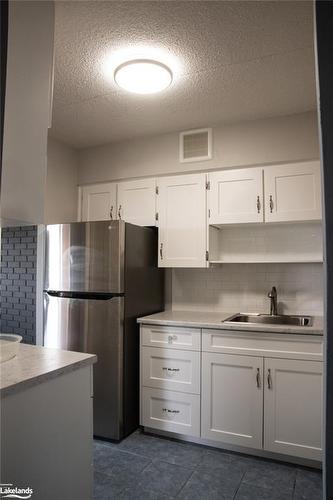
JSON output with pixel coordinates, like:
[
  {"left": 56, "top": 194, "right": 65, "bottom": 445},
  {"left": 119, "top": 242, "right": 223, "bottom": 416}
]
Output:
[{"left": 43, "top": 220, "right": 164, "bottom": 441}]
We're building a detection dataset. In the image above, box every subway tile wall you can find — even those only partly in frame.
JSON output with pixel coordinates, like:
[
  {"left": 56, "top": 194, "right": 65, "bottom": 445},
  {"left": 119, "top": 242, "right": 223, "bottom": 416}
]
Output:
[
  {"left": 172, "top": 264, "right": 324, "bottom": 315},
  {"left": 0, "top": 226, "right": 37, "bottom": 344}
]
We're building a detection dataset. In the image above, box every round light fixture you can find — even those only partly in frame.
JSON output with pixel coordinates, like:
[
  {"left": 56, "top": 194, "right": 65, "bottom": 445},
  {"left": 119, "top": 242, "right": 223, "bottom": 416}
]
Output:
[{"left": 114, "top": 59, "right": 172, "bottom": 94}]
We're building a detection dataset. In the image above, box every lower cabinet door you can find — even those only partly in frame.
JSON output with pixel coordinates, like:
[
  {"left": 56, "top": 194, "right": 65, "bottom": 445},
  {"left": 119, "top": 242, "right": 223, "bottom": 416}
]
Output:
[
  {"left": 264, "top": 358, "right": 323, "bottom": 460},
  {"left": 141, "top": 387, "right": 200, "bottom": 437},
  {"left": 201, "top": 353, "right": 263, "bottom": 449}
]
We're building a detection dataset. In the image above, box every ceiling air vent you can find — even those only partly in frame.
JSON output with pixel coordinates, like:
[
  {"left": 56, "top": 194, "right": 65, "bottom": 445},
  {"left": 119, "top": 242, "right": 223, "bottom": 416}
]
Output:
[{"left": 179, "top": 128, "right": 212, "bottom": 163}]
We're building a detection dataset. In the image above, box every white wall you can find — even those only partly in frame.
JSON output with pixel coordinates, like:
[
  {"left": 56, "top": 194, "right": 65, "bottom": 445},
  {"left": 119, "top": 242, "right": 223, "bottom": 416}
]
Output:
[
  {"left": 78, "top": 111, "right": 319, "bottom": 184},
  {"left": 1, "top": 1, "right": 54, "bottom": 226},
  {"left": 45, "top": 137, "right": 79, "bottom": 224},
  {"left": 172, "top": 264, "right": 323, "bottom": 315}
]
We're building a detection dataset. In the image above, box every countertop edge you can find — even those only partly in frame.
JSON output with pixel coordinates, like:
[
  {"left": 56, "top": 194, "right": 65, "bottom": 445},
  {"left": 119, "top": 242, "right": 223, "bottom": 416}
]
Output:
[
  {"left": 1, "top": 353, "right": 97, "bottom": 398},
  {"left": 137, "top": 315, "right": 324, "bottom": 336}
]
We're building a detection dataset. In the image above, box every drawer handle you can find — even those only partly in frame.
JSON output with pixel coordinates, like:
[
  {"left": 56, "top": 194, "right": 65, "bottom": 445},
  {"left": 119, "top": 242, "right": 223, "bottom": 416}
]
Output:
[
  {"left": 162, "top": 408, "right": 180, "bottom": 414},
  {"left": 267, "top": 368, "right": 272, "bottom": 389},
  {"left": 168, "top": 335, "right": 177, "bottom": 344},
  {"left": 162, "top": 367, "right": 180, "bottom": 372},
  {"left": 269, "top": 195, "right": 274, "bottom": 213}
]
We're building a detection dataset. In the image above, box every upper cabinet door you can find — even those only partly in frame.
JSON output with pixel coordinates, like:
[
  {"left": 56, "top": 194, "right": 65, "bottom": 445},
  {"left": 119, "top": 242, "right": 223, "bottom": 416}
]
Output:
[
  {"left": 264, "top": 161, "right": 322, "bottom": 223},
  {"left": 117, "top": 178, "right": 156, "bottom": 226},
  {"left": 209, "top": 168, "right": 264, "bottom": 224},
  {"left": 157, "top": 173, "right": 207, "bottom": 267},
  {"left": 80, "top": 183, "right": 117, "bottom": 221}
]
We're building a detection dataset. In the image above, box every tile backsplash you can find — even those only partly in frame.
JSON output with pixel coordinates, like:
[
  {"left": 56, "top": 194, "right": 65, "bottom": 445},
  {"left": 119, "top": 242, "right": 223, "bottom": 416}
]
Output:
[{"left": 171, "top": 264, "right": 323, "bottom": 316}]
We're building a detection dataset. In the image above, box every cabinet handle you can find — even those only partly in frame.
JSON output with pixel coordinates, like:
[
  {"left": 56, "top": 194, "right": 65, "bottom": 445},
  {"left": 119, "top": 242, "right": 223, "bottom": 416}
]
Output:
[
  {"left": 118, "top": 205, "right": 122, "bottom": 219},
  {"left": 267, "top": 368, "right": 272, "bottom": 389},
  {"left": 168, "top": 335, "right": 177, "bottom": 344},
  {"left": 160, "top": 243, "right": 163, "bottom": 260},
  {"left": 256, "top": 196, "right": 261, "bottom": 214},
  {"left": 269, "top": 195, "right": 273, "bottom": 213},
  {"left": 109, "top": 206, "right": 113, "bottom": 220},
  {"left": 162, "top": 367, "right": 180, "bottom": 372},
  {"left": 162, "top": 408, "right": 180, "bottom": 414},
  {"left": 256, "top": 368, "right": 261, "bottom": 388}
]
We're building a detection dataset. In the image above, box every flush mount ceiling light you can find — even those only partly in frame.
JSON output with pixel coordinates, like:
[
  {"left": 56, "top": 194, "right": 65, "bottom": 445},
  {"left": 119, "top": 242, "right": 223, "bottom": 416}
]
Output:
[{"left": 114, "top": 59, "right": 173, "bottom": 94}]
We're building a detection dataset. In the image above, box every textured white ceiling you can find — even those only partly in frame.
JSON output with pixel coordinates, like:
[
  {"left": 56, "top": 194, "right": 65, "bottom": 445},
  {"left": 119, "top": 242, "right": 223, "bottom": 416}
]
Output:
[{"left": 50, "top": 0, "right": 316, "bottom": 149}]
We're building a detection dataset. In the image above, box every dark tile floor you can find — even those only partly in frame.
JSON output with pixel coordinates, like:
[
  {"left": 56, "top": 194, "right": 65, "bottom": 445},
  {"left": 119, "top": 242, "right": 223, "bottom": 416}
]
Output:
[{"left": 94, "top": 430, "right": 322, "bottom": 499}]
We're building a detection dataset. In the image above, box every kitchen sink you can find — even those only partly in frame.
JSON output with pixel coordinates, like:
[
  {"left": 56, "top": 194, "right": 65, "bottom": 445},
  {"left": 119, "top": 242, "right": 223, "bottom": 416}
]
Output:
[{"left": 223, "top": 313, "right": 313, "bottom": 327}]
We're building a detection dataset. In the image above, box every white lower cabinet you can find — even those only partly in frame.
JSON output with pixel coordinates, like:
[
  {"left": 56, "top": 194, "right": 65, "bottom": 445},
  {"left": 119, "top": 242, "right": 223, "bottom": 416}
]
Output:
[
  {"left": 264, "top": 357, "right": 323, "bottom": 460},
  {"left": 142, "top": 387, "right": 200, "bottom": 437},
  {"left": 201, "top": 353, "right": 263, "bottom": 449},
  {"left": 201, "top": 351, "right": 323, "bottom": 461},
  {"left": 140, "top": 324, "right": 323, "bottom": 463},
  {"left": 142, "top": 347, "right": 200, "bottom": 394}
]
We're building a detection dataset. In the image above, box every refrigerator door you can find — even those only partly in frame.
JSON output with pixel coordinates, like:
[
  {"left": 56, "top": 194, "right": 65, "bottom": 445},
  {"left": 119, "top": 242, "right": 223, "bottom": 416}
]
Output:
[
  {"left": 44, "top": 220, "right": 125, "bottom": 293},
  {"left": 44, "top": 292, "right": 124, "bottom": 440}
]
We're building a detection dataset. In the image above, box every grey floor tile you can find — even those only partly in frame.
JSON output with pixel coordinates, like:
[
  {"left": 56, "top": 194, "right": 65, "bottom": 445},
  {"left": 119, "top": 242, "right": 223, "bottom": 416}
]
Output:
[
  {"left": 234, "top": 482, "right": 293, "bottom": 500},
  {"left": 118, "top": 485, "right": 173, "bottom": 499},
  {"left": 94, "top": 434, "right": 321, "bottom": 500},
  {"left": 199, "top": 448, "right": 240, "bottom": 469},
  {"left": 294, "top": 468, "right": 323, "bottom": 500},
  {"left": 94, "top": 471, "right": 125, "bottom": 500},
  {"left": 241, "top": 460, "right": 297, "bottom": 494},
  {"left": 94, "top": 441, "right": 150, "bottom": 475},
  {"left": 137, "top": 460, "right": 193, "bottom": 497},
  {"left": 119, "top": 431, "right": 204, "bottom": 468},
  {"left": 177, "top": 463, "right": 244, "bottom": 500}
]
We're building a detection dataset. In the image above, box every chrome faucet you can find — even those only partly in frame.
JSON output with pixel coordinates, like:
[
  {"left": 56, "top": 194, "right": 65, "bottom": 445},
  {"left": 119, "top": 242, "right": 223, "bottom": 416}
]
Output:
[{"left": 268, "top": 286, "right": 278, "bottom": 316}]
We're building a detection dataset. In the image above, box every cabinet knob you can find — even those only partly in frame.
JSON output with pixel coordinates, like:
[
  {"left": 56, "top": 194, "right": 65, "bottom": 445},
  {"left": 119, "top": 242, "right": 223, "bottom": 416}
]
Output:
[{"left": 168, "top": 335, "right": 177, "bottom": 344}]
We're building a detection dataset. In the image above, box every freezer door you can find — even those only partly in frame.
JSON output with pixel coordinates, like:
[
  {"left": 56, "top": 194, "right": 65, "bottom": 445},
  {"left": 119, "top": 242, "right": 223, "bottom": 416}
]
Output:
[
  {"left": 44, "top": 221, "right": 125, "bottom": 293},
  {"left": 44, "top": 292, "right": 125, "bottom": 440}
]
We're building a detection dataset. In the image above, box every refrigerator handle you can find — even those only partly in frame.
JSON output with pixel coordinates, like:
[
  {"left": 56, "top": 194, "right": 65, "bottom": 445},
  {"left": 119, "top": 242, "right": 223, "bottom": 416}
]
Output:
[{"left": 45, "top": 291, "right": 124, "bottom": 300}]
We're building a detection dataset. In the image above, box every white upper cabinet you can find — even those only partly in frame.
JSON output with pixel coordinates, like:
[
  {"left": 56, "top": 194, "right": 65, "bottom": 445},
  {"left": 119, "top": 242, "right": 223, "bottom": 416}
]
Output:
[
  {"left": 117, "top": 178, "right": 156, "bottom": 226},
  {"left": 157, "top": 173, "right": 207, "bottom": 268},
  {"left": 264, "top": 358, "right": 323, "bottom": 461},
  {"left": 80, "top": 183, "right": 117, "bottom": 221},
  {"left": 264, "top": 161, "right": 322, "bottom": 222},
  {"left": 209, "top": 168, "right": 264, "bottom": 224}
]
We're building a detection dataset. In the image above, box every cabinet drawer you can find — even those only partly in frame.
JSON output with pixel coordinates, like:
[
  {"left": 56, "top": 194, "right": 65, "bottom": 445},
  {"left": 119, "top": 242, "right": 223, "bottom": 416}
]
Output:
[
  {"left": 141, "top": 325, "right": 200, "bottom": 351},
  {"left": 142, "top": 347, "right": 200, "bottom": 394},
  {"left": 141, "top": 387, "right": 200, "bottom": 437},
  {"left": 202, "top": 329, "right": 323, "bottom": 360}
]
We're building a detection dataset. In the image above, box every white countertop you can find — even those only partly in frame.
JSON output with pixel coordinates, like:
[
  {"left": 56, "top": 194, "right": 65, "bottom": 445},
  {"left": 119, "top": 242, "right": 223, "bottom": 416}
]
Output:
[
  {"left": 0, "top": 343, "right": 97, "bottom": 396},
  {"left": 138, "top": 310, "right": 324, "bottom": 336}
]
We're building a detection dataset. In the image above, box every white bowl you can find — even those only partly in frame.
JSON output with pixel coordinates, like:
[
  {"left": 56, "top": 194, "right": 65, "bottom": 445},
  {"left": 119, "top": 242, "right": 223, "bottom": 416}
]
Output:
[{"left": 0, "top": 334, "right": 23, "bottom": 363}]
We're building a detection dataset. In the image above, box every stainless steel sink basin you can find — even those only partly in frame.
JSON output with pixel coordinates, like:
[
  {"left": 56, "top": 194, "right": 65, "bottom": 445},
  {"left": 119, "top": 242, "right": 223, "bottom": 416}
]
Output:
[{"left": 223, "top": 313, "right": 313, "bottom": 327}]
